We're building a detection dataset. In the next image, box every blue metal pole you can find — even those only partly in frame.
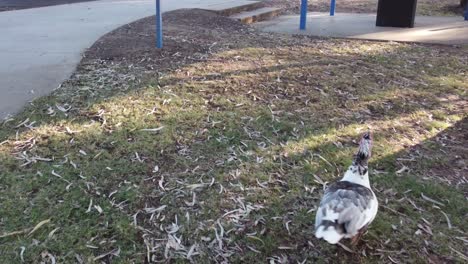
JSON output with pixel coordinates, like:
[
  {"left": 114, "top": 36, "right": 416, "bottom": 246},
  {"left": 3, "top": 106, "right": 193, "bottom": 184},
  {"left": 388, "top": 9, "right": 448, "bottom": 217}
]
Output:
[
  {"left": 465, "top": 2, "right": 468, "bottom": 21},
  {"left": 300, "top": 0, "right": 307, "bottom": 30},
  {"left": 156, "top": 0, "right": 163, "bottom": 48},
  {"left": 330, "top": 0, "right": 336, "bottom": 16}
]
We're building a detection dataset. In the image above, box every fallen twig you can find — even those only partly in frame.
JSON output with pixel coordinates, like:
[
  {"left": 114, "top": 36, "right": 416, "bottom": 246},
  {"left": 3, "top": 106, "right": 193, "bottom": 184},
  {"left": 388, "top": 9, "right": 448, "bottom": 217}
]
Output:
[
  {"left": 0, "top": 229, "right": 28, "bottom": 239},
  {"left": 381, "top": 205, "right": 410, "bottom": 219},
  {"left": 440, "top": 211, "right": 452, "bottom": 229},
  {"left": 337, "top": 242, "right": 354, "bottom": 253},
  {"left": 421, "top": 193, "right": 444, "bottom": 207},
  {"left": 140, "top": 126, "right": 165, "bottom": 132},
  {"left": 450, "top": 247, "right": 468, "bottom": 261},
  {"left": 28, "top": 219, "right": 51, "bottom": 236},
  {"left": 0, "top": 219, "right": 51, "bottom": 238}
]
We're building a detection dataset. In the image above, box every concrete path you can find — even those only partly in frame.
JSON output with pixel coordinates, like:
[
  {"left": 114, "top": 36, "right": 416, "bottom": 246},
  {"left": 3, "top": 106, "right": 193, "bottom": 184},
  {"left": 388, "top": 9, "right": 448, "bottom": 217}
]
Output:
[
  {"left": 0, "top": 0, "right": 97, "bottom": 11},
  {"left": 0, "top": 0, "right": 249, "bottom": 119},
  {"left": 255, "top": 12, "right": 468, "bottom": 45}
]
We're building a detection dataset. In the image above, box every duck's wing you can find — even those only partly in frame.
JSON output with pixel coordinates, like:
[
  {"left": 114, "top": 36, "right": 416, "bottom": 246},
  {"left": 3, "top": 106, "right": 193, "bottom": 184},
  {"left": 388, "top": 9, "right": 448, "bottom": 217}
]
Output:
[{"left": 315, "top": 181, "right": 377, "bottom": 243}]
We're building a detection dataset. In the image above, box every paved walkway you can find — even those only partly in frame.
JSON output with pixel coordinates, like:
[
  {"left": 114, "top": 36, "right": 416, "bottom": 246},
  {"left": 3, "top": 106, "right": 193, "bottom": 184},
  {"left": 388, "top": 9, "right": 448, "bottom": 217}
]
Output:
[
  {"left": 0, "top": 0, "right": 96, "bottom": 11},
  {"left": 0, "top": 0, "right": 248, "bottom": 119},
  {"left": 256, "top": 12, "right": 468, "bottom": 45}
]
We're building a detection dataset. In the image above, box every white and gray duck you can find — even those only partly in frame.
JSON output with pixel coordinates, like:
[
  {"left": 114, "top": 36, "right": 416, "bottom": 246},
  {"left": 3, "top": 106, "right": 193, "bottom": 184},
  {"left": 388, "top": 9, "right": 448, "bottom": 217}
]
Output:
[{"left": 315, "top": 132, "right": 378, "bottom": 245}]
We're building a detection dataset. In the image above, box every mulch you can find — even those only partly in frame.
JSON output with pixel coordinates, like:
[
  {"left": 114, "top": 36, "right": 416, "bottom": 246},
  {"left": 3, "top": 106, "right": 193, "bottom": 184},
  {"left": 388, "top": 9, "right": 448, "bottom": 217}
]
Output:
[{"left": 82, "top": 9, "right": 268, "bottom": 68}]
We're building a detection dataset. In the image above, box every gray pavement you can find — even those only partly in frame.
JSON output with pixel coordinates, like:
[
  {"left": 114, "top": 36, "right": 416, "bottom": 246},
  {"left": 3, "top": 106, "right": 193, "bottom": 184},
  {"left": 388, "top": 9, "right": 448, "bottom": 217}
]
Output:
[
  {"left": 0, "top": 0, "right": 251, "bottom": 119},
  {"left": 0, "top": 0, "right": 97, "bottom": 11},
  {"left": 255, "top": 12, "right": 468, "bottom": 45}
]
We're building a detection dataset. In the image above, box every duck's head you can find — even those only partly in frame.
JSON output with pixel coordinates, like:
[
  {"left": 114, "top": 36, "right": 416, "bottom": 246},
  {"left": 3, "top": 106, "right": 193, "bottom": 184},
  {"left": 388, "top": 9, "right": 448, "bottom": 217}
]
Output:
[{"left": 355, "top": 131, "right": 373, "bottom": 168}]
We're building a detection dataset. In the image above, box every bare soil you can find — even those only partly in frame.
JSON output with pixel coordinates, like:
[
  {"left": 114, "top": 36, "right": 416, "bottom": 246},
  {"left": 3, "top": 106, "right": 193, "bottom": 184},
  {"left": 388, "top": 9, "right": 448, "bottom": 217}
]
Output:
[{"left": 84, "top": 9, "right": 254, "bottom": 65}]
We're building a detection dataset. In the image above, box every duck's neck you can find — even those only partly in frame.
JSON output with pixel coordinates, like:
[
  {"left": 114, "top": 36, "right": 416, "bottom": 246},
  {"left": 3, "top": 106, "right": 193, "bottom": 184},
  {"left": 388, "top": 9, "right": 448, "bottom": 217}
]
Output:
[{"left": 341, "top": 165, "right": 371, "bottom": 189}]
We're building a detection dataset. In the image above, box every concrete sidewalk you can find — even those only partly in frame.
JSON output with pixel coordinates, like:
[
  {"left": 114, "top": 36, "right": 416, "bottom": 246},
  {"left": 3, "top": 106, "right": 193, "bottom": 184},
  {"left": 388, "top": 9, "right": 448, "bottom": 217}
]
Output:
[
  {"left": 255, "top": 12, "right": 468, "bottom": 45},
  {"left": 0, "top": 0, "right": 254, "bottom": 119},
  {"left": 0, "top": 0, "right": 97, "bottom": 11}
]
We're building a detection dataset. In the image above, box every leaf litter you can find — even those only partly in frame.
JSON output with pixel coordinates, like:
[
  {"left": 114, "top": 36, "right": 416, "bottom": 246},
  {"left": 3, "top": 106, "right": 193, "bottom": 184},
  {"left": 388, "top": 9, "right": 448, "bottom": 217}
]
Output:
[{"left": 0, "top": 8, "right": 466, "bottom": 264}]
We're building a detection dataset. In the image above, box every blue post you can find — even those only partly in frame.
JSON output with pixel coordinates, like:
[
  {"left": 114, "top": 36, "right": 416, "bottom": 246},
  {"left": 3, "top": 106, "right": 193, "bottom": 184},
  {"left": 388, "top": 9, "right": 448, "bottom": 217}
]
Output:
[
  {"left": 156, "top": 0, "right": 163, "bottom": 48},
  {"left": 465, "top": 2, "right": 468, "bottom": 21},
  {"left": 330, "top": 0, "right": 336, "bottom": 16},
  {"left": 300, "top": 0, "right": 307, "bottom": 30}
]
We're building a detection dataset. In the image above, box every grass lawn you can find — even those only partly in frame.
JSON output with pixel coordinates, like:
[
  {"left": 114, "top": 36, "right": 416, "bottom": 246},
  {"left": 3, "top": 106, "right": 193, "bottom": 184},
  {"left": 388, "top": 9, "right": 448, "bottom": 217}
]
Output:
[
  {"left": 0, "top": 9, "right": 467, "bottom": 263},
  {"left": 265, "top": 0, "right": 466, "bottom": 16}
]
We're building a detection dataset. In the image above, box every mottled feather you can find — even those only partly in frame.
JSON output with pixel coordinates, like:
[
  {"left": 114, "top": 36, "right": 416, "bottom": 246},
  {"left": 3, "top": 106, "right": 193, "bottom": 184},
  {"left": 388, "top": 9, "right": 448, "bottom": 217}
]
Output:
[
  {"left": 314, "top": 132, "right": 378, "bottom": 244},
  {"left": 315, "top": 181, "right": 376, "bottom": 237}
]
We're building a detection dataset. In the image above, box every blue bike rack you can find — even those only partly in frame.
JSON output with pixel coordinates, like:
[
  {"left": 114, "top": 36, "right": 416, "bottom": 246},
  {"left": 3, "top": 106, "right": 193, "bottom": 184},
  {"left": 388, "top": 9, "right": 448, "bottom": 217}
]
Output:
[
  {"left": 156, "top": 0, "right": 163, "bottom": 48},
  {"left": 301, "top": 0, "right": 339, "bottom": 29}
]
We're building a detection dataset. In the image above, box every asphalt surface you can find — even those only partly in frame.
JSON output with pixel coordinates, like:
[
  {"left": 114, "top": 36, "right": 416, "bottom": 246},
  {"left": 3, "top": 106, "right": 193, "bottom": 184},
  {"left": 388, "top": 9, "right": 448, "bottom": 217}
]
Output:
[{"left": 0, "top": 0, "right": 96, "bottom": 11}]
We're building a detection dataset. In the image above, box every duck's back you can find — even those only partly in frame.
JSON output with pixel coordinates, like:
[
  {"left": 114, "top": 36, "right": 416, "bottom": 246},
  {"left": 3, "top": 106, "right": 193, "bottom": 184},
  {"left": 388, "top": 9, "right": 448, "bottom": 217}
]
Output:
[{"left": 315, "top": 180, "right": 378, "bottom": 244}]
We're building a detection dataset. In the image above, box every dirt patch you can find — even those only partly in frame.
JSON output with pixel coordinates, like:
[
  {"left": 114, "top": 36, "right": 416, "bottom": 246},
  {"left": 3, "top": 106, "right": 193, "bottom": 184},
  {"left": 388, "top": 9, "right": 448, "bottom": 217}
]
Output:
[
  {"left": 84, "top": 9, "right": 254, "bottom": 66},
  {"left": 265, "top": 0, "right": 465, "bottom": 16}
]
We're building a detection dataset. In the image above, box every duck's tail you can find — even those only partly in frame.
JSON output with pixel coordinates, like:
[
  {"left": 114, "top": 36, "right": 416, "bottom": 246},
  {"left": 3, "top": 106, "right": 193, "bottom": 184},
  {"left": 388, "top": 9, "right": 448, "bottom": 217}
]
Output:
[{"left": 315, "top": 220, "right": 345, "bottom": 244}]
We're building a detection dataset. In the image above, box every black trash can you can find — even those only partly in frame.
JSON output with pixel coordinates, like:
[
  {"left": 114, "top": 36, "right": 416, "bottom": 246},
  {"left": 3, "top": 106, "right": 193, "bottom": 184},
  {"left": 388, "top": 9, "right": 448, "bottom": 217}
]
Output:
[{"left": 376, "top": 0, "right": 418, "bottom": 28}]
